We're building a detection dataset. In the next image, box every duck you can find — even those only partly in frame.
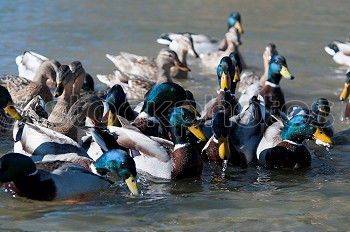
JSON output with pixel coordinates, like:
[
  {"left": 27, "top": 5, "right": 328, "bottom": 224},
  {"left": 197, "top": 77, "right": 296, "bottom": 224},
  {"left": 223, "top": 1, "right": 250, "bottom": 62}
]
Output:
[
  {"left": 157, "top": 11, "right": 244, "bottom": 55},
  {"left": 0, "top": 60, "right": 58, "bottom": 108},
  {"left": 202, "top": 95, "right": 266, "bottom": 166},
  {"left": 201, "top": 56, "right": 240, "bottom": 121},
  {"left": 258, "top": 55, "right": 294, "bottom": 116},
  {"left": 288, "top": 97, "right": 334, "bottom": 138},
  {"left": 256, "top": 114, "right": 333, "bottom": 169},
  {"left": 238, "top": 43, "right": 279, "bottom": 108},
  {"left": 339, "top": 68, "right": 350, "bottom": 118},
  {"left": 82, "top": 73, "right": 95, "bottom": 92},
  {"left": 105, "top": 34, "right": 197, "bottom": 79},
  {"left": 199, "top": 27, "right": 242, "bottom": 71},
  {"left": 324, "top": 40, "right": 350, "bottom": 66},
  {"left": 0, "top": 150, "right": 138, "bottom": 201},
  {"left": 97, "top": 49, "right": 190, "bottom": 100},
  {"left": 131, "top": 82, "right": 195, "bottom": 138},
  {"left": 102, "top": 106, "right": 206, "bottom": 180},
  {"left": 15, "top": 51, "right": 61, "bottom": 89}
]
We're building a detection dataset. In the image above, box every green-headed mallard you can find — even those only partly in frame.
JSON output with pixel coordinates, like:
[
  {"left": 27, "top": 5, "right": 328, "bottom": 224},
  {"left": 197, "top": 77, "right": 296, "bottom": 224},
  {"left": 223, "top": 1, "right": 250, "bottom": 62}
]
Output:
[
  {"left": 324, "top": 40, "right": 350, "bottom": 66},
  {"left": 157, "top": 11, "right": 244, "bottom": 55},
  {"left": 104, "top": 106, "right": 206, "bottom": 180},
  {"left": 97, "top": 49, "right": 190, "bottom": 100},
  {"left": 202, "top": 95, "right": 266, "bottom": 166},
  {"left": 0, "top": 150, "right": 138, "bottom": 201},
  {"left": 257, "top": 115, "right": 333, "bottom": 169},
  {"left": 258, "top": 55, "right": 294, "bottom": 115},
  {"left": 201, "top": 56, "right": 241, "bottom": 121}
]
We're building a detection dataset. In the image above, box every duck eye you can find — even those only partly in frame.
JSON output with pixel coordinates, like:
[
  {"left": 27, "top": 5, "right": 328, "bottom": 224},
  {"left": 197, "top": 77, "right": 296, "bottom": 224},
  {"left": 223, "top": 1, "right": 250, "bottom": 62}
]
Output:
[{"left": 120, "top": 162, "right": 127, "bottom": 169}]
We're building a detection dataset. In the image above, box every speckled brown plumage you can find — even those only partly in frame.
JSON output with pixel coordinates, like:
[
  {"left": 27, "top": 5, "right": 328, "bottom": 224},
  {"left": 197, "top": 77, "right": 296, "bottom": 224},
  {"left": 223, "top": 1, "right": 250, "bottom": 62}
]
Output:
[
  {"left": 170, "top": 144, "right": 203, "bottom": 179},
  {"left": 132, "top": 117, "right": 162, "bottom": 138},
  {"left": 345, "top": 102, "right": 350, "bottom": 119},
  {"left": 259, "top": 85, "right": 285, "bottom": 114}
]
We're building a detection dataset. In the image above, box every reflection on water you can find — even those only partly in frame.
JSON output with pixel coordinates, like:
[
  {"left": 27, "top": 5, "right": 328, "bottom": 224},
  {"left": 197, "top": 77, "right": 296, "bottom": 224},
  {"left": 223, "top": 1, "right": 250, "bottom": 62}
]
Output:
[{"left": 1, "top": 0, "right": 350, "bottom": 230}]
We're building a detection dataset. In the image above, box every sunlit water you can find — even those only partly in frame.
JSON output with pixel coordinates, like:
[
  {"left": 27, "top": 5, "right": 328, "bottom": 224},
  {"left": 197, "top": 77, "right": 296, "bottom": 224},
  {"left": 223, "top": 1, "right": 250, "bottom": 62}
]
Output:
[{"left": 0, "top": 0, "right": 350, "bottom": 230}]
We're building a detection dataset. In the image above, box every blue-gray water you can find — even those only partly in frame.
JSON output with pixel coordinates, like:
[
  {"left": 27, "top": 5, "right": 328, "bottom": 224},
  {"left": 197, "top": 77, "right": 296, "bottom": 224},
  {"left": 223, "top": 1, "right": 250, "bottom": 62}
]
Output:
[{"left": 0, "top": 0, "right": 350, "bottom": 230}]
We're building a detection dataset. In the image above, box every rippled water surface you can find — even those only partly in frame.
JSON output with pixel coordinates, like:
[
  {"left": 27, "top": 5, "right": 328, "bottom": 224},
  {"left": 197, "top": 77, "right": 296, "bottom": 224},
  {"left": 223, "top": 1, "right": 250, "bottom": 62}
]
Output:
[{"left": 0, "top": 0, "right": 350, "bottom": 230}]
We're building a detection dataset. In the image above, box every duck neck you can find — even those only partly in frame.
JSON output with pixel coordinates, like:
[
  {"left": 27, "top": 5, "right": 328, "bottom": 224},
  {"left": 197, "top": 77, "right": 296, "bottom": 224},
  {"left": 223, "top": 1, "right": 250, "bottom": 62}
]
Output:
[
  {"left": 156, "top": 66, "right": 173, "bottom": 84},
  {"left": 267, "top": 71, "right": 282, "bottom": 86},
  {"left": 170, "top": 126, "right": 188, "bottom": 145},
  {"left": 73, "top": 71, "right": 86, "bottom": 97},
  {"left": 226, "top": 42, "right": 238, "bottom": 53},
  {"left": 32, "top": 61, "right": 55, "bottom": 85}
]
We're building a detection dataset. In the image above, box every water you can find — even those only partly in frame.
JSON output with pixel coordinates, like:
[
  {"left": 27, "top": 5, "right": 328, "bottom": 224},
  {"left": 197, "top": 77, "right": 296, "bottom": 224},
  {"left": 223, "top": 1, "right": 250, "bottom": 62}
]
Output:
[{"left": 1, "top": 0, "right": 350, "bottom": 230}]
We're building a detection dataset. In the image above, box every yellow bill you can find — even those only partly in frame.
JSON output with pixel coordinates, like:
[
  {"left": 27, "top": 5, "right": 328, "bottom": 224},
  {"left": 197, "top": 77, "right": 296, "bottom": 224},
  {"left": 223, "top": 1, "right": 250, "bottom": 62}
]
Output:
[
  {"left": 233, "top": 66, "right": 240, "bottom": 82},
  {"left": 313, "top": 128, "right": 333, "bottom": 145},
  {"left": 188, "top": 124, "right": 207, "bottom": 141},
  {"left": 4, "top": 104, "right": 23, "bottom": 121},
  {"left": 235, "top": 21, "right": 244, "bottom": 34},
  {"left": 340, "top": 83, "right": 350, "bottom": 101},
  {"left": 125, "top": 176, "right": 140, "bottom": 196},
  {"left": 220, "top": 72, "right": 231, "bottom": 90},
  {"left": 175, "top": 61, "right": 191, "bottom": 72},
  {"left": 218, "top": 136, "right": 231, "bottom": 160},
  {"left": 280, "top": 66, "right": 293, "bottom": 79},
  {"left": 108, "top": 112, "right": 121, "bottom": 127},
  {"left": 54, "top": 81, "right": 64, "bottom": 97}
]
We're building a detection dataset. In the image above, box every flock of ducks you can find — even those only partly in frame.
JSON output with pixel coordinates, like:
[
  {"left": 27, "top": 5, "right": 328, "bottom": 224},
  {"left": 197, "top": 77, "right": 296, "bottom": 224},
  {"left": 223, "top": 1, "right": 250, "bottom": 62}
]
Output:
[{"left": 0, "top": 11, "right": 347, "bottom": 201}]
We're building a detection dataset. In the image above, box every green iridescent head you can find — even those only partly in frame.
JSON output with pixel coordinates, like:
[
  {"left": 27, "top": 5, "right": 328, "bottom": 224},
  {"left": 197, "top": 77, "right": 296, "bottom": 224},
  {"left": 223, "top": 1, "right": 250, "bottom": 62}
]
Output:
[
  {"left": 0, "top": 153, "right": 37, "bottom": 183},
  {"left": 268, "top": 55, "right": 294, "bottom": 84},
  {"left": 94, "top": 149, "right": 139, "bottom": 195},
  {"left": 227, "top": 11, "right": 244, "bottom": 33},
  {"left": 217, "top": 56, "right": 240, "bottom": 93}
]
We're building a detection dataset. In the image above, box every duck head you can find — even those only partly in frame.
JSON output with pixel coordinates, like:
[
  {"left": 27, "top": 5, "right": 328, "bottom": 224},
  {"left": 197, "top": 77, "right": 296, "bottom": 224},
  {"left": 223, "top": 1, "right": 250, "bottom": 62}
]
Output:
[
  {"left": 217, "top": 56, "right": 239, "bottom": 92},
  {"left": 94, "top": 149, "right": 139, "bottom": 195},
  {"left": 0, "top": 153, "right": 37, "bottom": 184},
  {"left": 227, "top": 11, "right": 244, "bottom": 33},
  {"left": 69, "top": 61, "right": 85, "bottom": 80},
  {"left": 229, "top": 51, "right": 243, "bottom": 74},
  {"left": 169, "top": 106, "right": 206, "bottom": 144},
  {"left": 281, "top": 115, "right": 333, "bottom": 145},
  {"left": 212, "top": 111, "right": 231, "bottom": 160},
  {"left": 267, "top": 55, "right": 294, "bottom": 85},
  {"left": 340, "top": 69, "right": 350, "bottom": 101},
  {"left": 82, "top": 73, "right": 95, "bottom": 92},
  {"left": 311, "top": 98, "right": 330, "bottom": 126},
  {"left": 156, "top": 49, "right": 190, "bottom": 73},
  {"left": 142, "top": 82, "right": 188, "bottom": 118},
  {"left": 54, "top": 65, "right": 74, "bottom": 97},
  {"left": 103, "top": 84, "right": 128, "bottom": 126},
  {"left": 0, "top": 86, "right": 22, "bottom": 120}
]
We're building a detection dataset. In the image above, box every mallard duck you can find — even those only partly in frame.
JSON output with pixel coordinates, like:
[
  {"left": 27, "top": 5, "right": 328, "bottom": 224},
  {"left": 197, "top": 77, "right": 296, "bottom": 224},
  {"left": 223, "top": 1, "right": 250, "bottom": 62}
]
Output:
[
  {"left": 201, "top": 56, "right": 240, "bottom": 121},
  {"left": 0, "top": 150, "right": 138, "bottom": 201},
  {"left": 199, "top": 27, "right": 242, "bottom": 71},
  {"left": 69, "top": 61, "right": 86, "bottom": 98},
  {"left": 256, "top": 115, "right": 333, "bottom": 169},
  {"left": 0, "top": 60, "right": 58, "bottom": 109},
  {"left": 105, "top": 34, "right": 196, "bottom": 80},
  {"left": 288, "top": 97, "right": 334, "bottom": 138},
  {"left": 324, "top": 41, "right": 350, "bottom": 66},
  {"left": 103, "top": 106, "right": 206, "bottom": 180},
  {"left": 97, "top": 49, "right": 190, "bottom": 100},
  {"left": 258, "top": 55, "right": 294, "bottom": 115},
  {"left": 131, "top": 82, "right": 192, "bottom": 138},
  {"left": 238, "top": 43, "right": 279, "bottom": 108},
  {"left": 47, "top": 65, "right": 76, "bottom": 124},
  {"left": 339, "top": 68, "right": 350, "bottom": 118},
  {"left": 15, "top": 51, "right": 60, "bottom": 89},
  {"left": 202, "top": 95, "right": 266, "bottom": 165},
  {"left": 157, "top": 11, "right": 244, "bottom": 55}
]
